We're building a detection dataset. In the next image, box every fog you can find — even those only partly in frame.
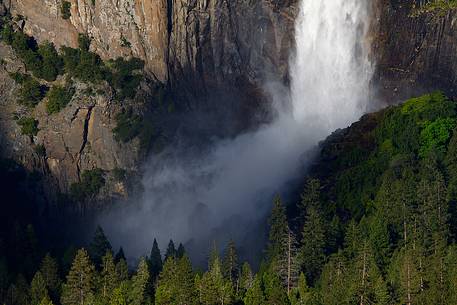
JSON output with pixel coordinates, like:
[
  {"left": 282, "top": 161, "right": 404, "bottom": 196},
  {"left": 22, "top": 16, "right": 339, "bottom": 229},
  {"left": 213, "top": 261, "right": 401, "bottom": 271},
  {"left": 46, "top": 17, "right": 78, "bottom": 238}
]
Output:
[{"left": 100, "top": 0, "right": 374, "bottom": 264}]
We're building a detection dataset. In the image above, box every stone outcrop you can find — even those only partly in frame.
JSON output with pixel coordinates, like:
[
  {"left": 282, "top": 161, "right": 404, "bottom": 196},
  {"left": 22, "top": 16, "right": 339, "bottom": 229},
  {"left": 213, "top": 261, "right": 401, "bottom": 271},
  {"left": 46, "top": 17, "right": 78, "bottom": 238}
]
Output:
[
  {"left": 374, "top": 0, "right": 457, "bottom": 102},
  {"left": 10, "top": 0, "right": 297, "bottom": 88},
  {"left": 0, "top": 42, "right": 139, "bottom": 201}
]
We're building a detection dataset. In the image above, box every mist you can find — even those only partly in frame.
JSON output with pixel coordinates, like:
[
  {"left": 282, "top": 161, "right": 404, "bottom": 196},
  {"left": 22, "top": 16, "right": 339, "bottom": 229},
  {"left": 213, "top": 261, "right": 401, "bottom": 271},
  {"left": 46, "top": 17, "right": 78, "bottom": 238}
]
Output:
[{"left": 100, "top": 0, "right": 374, "bottom": 264}]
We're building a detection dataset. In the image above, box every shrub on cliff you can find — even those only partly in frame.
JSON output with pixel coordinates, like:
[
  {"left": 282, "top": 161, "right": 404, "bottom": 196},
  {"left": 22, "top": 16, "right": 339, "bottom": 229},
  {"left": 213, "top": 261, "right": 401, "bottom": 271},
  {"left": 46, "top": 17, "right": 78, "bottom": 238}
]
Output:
[
  {"left": 17, "top": 117, "right": 39, "bottom": 137},
  {"left": 2, "top": 26, "right": 63, "bottom": 81},
  {"left": 70, "top": 169, "right": 105, "bottom": 202},
  {"left": 46, "top": 85, "right": 75, "bottom": 114},
  {"left": 35, "top": 41, "right": 64, "bottom": 81},
  {"left": 106, "top": 57, "right": 144, "bottom": 100},
  {"left": 61, "top": 46, "right": 105, "bottom": 83},
  {"left": 18, "top": 77, "right": 47, "bottom": 107},
  {"left": 112, "top": 110, "right": 142, "bottom": 143},
  {"left": 61, "top": 1, "right": 72, "bottom": 20}
]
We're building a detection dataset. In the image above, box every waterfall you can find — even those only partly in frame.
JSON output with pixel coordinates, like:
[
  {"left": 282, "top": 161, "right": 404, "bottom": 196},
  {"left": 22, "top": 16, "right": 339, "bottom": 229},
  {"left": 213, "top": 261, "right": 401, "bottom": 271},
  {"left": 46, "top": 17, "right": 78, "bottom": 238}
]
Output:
[
  {"left": 101, "top": 0, "right": 374, "bottom": 262},
  {"left": 290, "top": 0, "right": 372, "bottom": 134}
]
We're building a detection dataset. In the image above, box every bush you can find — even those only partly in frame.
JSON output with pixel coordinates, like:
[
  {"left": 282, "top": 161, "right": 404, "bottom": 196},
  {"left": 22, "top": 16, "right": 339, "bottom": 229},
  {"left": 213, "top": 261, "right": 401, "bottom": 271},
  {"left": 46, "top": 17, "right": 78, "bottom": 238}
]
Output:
[
  {"left": 419, "top": 118, "right": 457, "bottom": 157},
  {"left": 17, "top": 117, "right": 39, "bottom": 137},
  {"left": 34, "top": 144, "right": 46, "bottom": 157},
  {"left": 35, "top": 42, "right": 64, "bottom": 81},
  {"left": 18, "top": 77, "right": 46, "bottom": 107},
  {"left": 0, "top": 23, "right": 14, "bottom": 44},
  {"left": 61, "top": 1, "right": 72, "bottom": 19},
  {"left": 112, "top": 168, "right": 127, "bottom": 182},
  {"left": 112, "top": 110, "right": 142, "bottom": 143},
  {"left": 78, "top": 34, "right": 91, "bottom": 52},
  {"left": 70, "top": 169, "right": 105, "bottom": 202},
  {"left": 46, "top": 85, "right": 75, "bottom": 114},
  {"left": 106, "top": 57, "right": 144, "bottom": 100},
  {"left": 3, "top": 25, "right": 64, "bottom": 81},
  {"left": 9, "top": 72, "right": 28, "bottom": 84},
  {"left": 61, "top": 46, "right": 106, "bottom": 82}
]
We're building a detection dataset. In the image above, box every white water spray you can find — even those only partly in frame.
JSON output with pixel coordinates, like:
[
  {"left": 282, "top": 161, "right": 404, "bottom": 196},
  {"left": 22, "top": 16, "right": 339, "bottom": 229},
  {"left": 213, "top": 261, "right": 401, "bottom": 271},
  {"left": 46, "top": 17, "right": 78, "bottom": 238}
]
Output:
[
  {"left": 102, "top": 0, "right": 373, "bottom": 261},
  {"left": 291, "top": 0, "right": 373, "bottom": 136}
]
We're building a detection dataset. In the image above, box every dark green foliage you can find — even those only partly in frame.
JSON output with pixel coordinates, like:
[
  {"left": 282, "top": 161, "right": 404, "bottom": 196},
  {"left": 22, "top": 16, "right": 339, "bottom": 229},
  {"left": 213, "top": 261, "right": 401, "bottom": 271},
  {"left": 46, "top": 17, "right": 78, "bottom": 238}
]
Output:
[
  {"left": 60, "top": 46, "right": 105, "bottom": 82},
  {"left": 3, "top": 26, "right": 63, "bottom": 81},
  {"left": 112, "top": 167, "right": 127, "bottom": 182},
  {"left": 267, "top": 196, "right": 288, "bottom": 261},
  {"left": 129, "top": 257, "right": 150, "bottom": 305},
  {"left": 106, "top": 57, "right": 144, "bottom": 100},
  {"left": 120, "top": 35, "right": 131, "bottom": 48},
  {"left": 34, "top": 144, "right": 46, "bottom": 157},
  {"left": 419, "top": 117, "right": 456, "bottom": 157},
  {"left": 114, "top": 247, "right": 126, "bottom": 262},
  {"left": 112, "top": 109, "right": 143, "bottom": 143},
  {"left": 30, "top": 271, "right": 48, "bottom": 305},
  {"left": 18, "top": 77, "right": 46, "bottom": 107},
  {"left": 88, "top": 226, "right": 112, "bottom": 268},
  {"left": 164, "top": 240, "right": 176, "bottom": 262},
  {"left": 39, "top": 254, "right": 60, "bottom": 298},
  {"left": 148, "top": 239, "right": 162, "bottom": 279},
  {"left": 9, "top": 72, "right": 28, "bottom": 84},
  {"left": 61, "top": 1, "right": 71, "bottom": 20},
  {"left": 35, "top": 42, "right": 64, "bottom": 81},
  {"left": 78, "top": 34, "right": 91, "bottom": 52},
  {"left": 69, "top": 169, "right": 105, "bottom": 202},
  {"left": 17, "top": 117, "right": 39, "bottom": 137},
  {"left": 155, "top": 256, "right": 196, "bottom": 305},
  {"left": 61, "top": 249, "right": 95, "bottom": 305},
  {"left": 46, "top": 85, "right": 74, "bottom": 114}
]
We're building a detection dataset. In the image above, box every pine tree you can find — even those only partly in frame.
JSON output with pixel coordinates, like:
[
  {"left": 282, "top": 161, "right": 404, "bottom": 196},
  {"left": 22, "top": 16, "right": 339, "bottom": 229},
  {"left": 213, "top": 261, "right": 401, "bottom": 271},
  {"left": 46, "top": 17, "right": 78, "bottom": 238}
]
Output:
[
  {"left": 149, "top": 239, "right": 162, "bottom": 280},
  {"left": 39, "top": 254, "right": 60, "bottom": 297},
  {"left": 155, "top": 256, "right": 196, "bottom": 305},
  {"left": 100, "top": 251, "right": 118, "bottom": 301},
  {"left": 199, "top": 252, "right": 233, "bottom": 305},
  {"left": 176, "top": 244, "right": 185, "bottom": 259},
  {"left": 114, "top": 248, "right": 126, "bottom": 263},
  {"left": 164, "top": 240, "right": 176, "bottom": 262},
  {"left": 89, "top": 226, "right": 112, "bottom": 268},
  {"left": 155, "top": 257, "right": 177, "bottom": 305},
  {"left": 319, "top": 252, "right": 349, "bottom": 305},
  {"left": 300, "top": 205, "right": 325, "bottom": 284},
  {"left": 349, "top": 242, "right": 383, "bottom": 305},
  {"left": 298, "top": 179, "right": 320, "bottom": 220},
  {"left": 223, "top": 240, "right": 239, "bottom": 287},
  {"left": 39, "top": 295, "right": 54, "bottom": 305},
  {"left": 61, "top": 248, "right": 95, "bottom": 305},
  {"left": 175, "top": 256, "right": 196, "bottom": 305},
  {"left": 267, "top": 197, "right": 300, "bottom": 292},
  {"left": 109, "top": 281, "right": 129, "bottom": 305},
  {"left": 116, "top": 259, "right": 129, "bottom": 282},
  {"left": 239, "top": 262, "right": 254, "bottom": 292},
  {"left": 263, "top": 270, "right": 290, "bottom": 305},
  {"left": 389, "top": 246, "right": 422, "bottom": 305},
  {"left": 289, "top": 273, "right": 312, "bottom": 305},
  {"left": 129, "top": 257, "right": 150, "bottom": 305},
  {"left": 267, "top": 196, "right": 289, "bottom": 262},
  {"left": 30, "top": 271, "right": 48, "bottom": 305},
  {"left": 244, "top": 275, "right": 265, "bottom": 305}
]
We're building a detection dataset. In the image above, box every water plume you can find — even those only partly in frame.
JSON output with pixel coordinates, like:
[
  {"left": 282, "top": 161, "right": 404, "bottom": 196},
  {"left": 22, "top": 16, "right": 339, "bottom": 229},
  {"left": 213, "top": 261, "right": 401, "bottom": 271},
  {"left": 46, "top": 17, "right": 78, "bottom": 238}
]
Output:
[{"left": 101, "top": 0, "right": 374, "bottom": 263}]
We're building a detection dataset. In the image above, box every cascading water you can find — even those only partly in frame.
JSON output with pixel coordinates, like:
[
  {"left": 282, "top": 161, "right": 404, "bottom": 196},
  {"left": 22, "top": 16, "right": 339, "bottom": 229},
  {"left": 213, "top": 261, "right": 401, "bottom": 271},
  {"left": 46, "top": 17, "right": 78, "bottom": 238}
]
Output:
[
  {"left": 290, "top": 0, "right": 373, "bottom": 137},
  {"left": 102, "top": 0, "right": 374, "bottom": 262}
]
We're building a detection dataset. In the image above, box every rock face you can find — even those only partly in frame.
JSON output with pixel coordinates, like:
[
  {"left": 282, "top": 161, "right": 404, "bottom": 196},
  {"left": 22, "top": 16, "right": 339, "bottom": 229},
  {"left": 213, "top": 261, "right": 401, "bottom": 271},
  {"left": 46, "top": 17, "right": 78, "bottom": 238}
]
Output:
[
  {"left": 0, "top": 43, "right": 139, "bottom": 202},
  {"left": 10, "top": 0, "right": 297, "bottom": 87},
  {"left": 374, "top": 0, "right": 457, "bottom": 102},
  {"left": 4, "top": 0, "right": 457, "bottom": 205}
]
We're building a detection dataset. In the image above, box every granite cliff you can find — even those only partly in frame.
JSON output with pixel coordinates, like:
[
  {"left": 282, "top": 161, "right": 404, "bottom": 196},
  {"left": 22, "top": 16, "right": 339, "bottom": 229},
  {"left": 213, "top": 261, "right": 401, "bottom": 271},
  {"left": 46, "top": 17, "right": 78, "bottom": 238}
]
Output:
[{"left": 2, "top": 0, "right": 457, "bottom": 206}]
